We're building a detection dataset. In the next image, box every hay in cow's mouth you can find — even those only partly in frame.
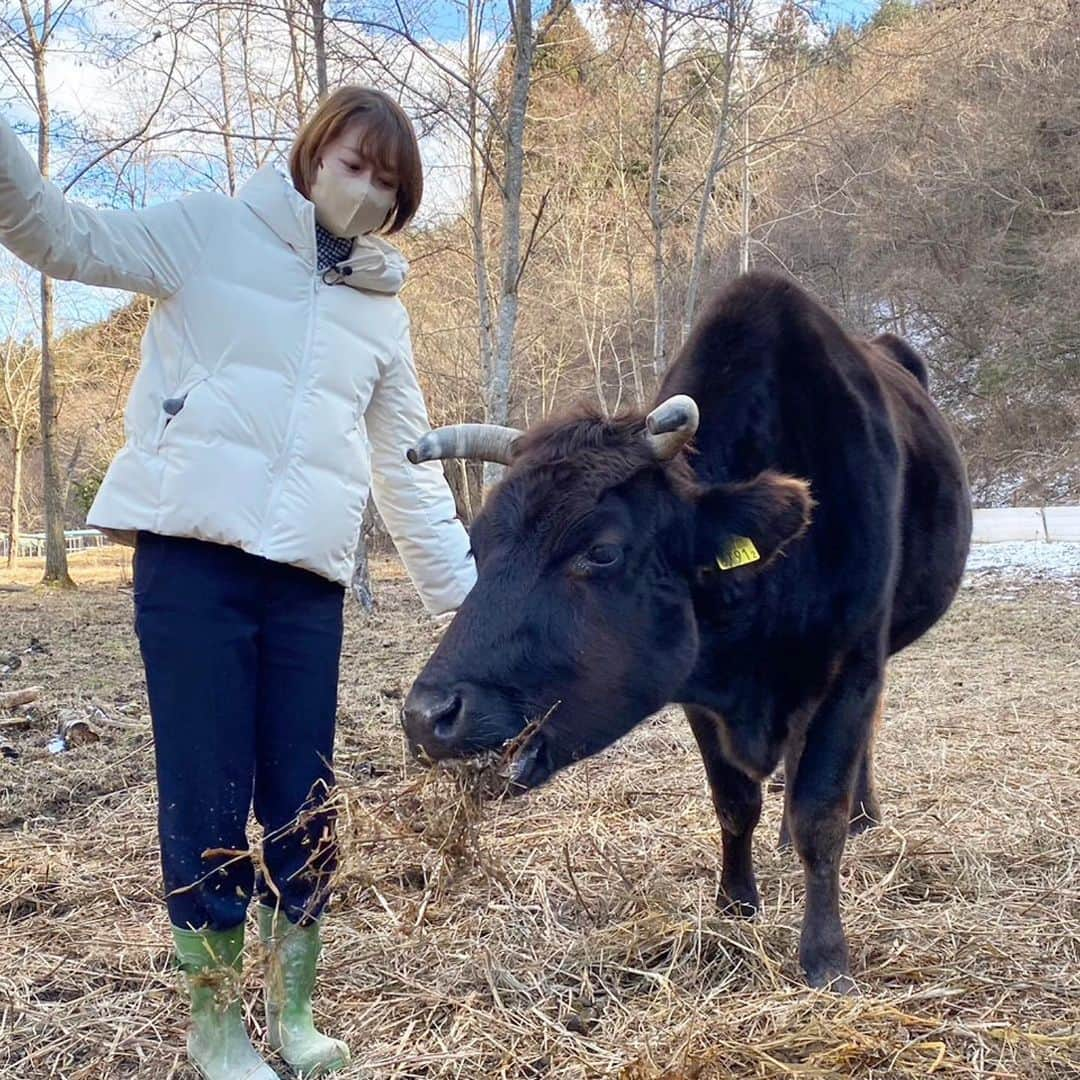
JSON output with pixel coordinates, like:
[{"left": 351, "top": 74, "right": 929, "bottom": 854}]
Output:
[
  {"left": 498, "top": 706, "right": 557, "bottom": 793},
  {"left": 502, "top": 733, "right": 545, "bottom": 789},
  {"left": 414, "top": 704, "right": 558, "bottom": 800}
]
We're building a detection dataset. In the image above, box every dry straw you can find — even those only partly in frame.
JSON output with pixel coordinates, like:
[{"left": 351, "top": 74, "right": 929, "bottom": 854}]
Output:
[{"left": 1, "top": 557, "right": 1077, "bottom": 1077}]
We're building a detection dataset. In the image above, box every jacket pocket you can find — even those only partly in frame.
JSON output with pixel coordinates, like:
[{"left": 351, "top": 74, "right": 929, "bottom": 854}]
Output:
[{"left": 156, "top": 374, "right": 210, "bottom": 450}]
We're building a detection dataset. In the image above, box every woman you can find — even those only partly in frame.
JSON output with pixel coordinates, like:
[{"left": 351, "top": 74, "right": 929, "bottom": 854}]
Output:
[{"left": 0, "top": 88, "right": 475, "bottom": 1078}]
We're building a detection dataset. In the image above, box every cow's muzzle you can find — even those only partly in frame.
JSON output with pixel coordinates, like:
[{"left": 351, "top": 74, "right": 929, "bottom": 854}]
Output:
[
  {"left": 401, "top": 686, "right": 466, "bottom": 759},
  {"left": 401, "top": 685, "right": 555, "bottom": 791}
]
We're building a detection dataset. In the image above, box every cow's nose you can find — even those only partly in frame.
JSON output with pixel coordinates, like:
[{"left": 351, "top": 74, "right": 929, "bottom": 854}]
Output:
[{"left": 402, "top": 687, "right": 464, "bottom": 755}]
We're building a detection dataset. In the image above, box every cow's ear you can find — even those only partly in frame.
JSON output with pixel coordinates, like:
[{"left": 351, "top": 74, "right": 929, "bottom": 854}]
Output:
[{"left": 694, "top": 472, "right": 812, "bottom": 573}]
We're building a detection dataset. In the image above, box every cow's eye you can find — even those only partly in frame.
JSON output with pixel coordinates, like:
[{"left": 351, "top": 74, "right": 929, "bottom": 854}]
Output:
[
  {"left": 575, "top": 543, "right": 622, "bottom": 575},
  {"left": 587, "top": 543, "right": 620, "bottom": 565}
]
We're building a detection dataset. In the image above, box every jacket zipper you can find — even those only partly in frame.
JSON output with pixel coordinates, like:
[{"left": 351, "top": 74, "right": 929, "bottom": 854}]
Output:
[{"left": 258, "top": 269, "right": 320, "bottom": 547}]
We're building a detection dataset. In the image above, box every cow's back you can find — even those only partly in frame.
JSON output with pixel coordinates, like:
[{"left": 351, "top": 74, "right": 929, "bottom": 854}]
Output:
[
  {"left": 661, "top": 274, "right": 903, "bottom": 671},
  {"left": 661, "top": 272, "right": 969, "bottom": 669}
]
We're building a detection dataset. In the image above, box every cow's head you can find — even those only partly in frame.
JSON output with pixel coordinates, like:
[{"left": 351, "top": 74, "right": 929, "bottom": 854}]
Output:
[{"left": 401, "top": 397, "right": 811, "bottom": 789}]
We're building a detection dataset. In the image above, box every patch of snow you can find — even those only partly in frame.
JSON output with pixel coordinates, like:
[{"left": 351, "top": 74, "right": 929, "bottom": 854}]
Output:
[
  {"left": 975, "top": 473, "right": 1027, "bottom": 507},
  {"left": 963, "top": 541, "right": 1080, "bottom": 599},
  {"left": 966, "top": 541, "right": 1080, "bottom": 576}
]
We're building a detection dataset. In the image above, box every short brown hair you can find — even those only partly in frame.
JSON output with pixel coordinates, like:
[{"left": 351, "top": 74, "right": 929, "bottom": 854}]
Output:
[{"left": 290, "top": 86, "right": 423, "bottom": 234}]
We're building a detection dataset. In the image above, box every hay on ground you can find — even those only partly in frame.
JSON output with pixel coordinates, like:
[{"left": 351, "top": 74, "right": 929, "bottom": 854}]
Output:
[{"left": 0, "top": 559, "right": 1077, "bottom": 1078}]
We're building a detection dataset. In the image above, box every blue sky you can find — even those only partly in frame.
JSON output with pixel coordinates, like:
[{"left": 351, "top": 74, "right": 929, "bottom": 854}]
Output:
[
  {"left": 817, "top": 1, "right": 880, "bottom": 25},
  {"left": 362, "top": 1, "right": 883, "bottom": 43}
]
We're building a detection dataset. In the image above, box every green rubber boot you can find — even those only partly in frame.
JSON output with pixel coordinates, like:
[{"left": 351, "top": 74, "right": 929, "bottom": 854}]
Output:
[
  {"left": 258, "top": 906, "right": 350, "bottom": 1077},
  {"left": 172, "top": 925, "right": 281, "bottom": 1080}
]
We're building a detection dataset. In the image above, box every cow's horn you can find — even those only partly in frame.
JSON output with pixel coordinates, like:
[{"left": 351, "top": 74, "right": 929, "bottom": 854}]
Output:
[
  {"left": 407, "top": 423, "right": 523, "bottom": 466},
  {"left": 645, "top": 395, "right": 699, "bottom": 459}
]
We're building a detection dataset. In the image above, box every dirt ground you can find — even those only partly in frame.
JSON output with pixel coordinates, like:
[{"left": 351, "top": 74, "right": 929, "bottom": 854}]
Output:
[{"left": 0, "top": 549, "right": 1077, "bottom": 1079}]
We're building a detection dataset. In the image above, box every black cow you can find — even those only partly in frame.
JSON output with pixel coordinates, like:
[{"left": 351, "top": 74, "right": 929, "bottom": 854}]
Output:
[{"left": 401, "top": 272, "right": 972, "bottom": 989}]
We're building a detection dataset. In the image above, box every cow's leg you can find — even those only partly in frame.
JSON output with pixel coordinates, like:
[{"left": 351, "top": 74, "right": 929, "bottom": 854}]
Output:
[
  {"left": 786, "top": 682, "right": 885, "bottom": 851},
  {"left": 778, "top": 814, "right": 792, "bottom": 850},
  {"left": 849, "top": 693, "right": 884, "bottom": 835},
  {"left": 685, "top": 706, "right": 762, "bottom": 917},
  {"left": 777, "top": 746, "right": 799, "bottom": 850},
  {"left": 787, "top": 653, "right": 883, "bottom": 991}
]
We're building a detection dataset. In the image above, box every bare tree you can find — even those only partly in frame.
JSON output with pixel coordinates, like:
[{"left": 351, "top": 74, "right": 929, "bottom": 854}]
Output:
[
  {"left": 2, "top": 0, "right": 188, "bottom": 583},
  {"left": 682, "top": 0, "right": 746, "bottom": 343},
  {"left": 0, "top": 285, "right": 40, "bottom": 569},
  {"left": 7, "top": 0, "right": 73, "bottom": 585},
  {"left": 311, "top": 0, "right": 329, "bottom": 99},
  {"left": 215, "top": 5, "right": 240, "bottom": 194},
  {"left": 647, "top": 4, "right": 673, "bottom": 377},
  {"left": 338, "top": 0, "right": 569, "bottom": 487},
  {"left": 462, "top": 0, "right": 497, "bottom": 439},
  {"left": 608, "top": 0, "right": 749, "bottom": 374},
  {"left": 482, "top": 0, "right": 535, "bottom": 483}
]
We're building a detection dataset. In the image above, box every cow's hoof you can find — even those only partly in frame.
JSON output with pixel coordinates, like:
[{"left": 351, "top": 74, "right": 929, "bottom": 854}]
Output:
[
  {"left": 717, "top": 879, "right": 760, "bottom": 918},
  {"left": 806, "top": 970, "right": 859, "bottom": 995},
  {"left": 800, "top": 931, "right": 851, "bottom": 993}
]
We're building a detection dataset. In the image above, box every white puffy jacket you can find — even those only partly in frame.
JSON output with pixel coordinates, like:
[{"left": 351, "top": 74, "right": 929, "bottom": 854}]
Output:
[{"left": 0, "top": 115, "right": 475, "bottom": 614}]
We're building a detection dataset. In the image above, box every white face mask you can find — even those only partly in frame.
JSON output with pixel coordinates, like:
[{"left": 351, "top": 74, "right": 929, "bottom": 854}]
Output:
[{"left": 310, "top": 162, "right": 395, "bottom": 238}]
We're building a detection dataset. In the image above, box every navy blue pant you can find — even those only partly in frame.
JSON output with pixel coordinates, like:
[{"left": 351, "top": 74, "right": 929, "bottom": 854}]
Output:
[{"left": 133, "top": 532, "right": 344, "bottom": 931}]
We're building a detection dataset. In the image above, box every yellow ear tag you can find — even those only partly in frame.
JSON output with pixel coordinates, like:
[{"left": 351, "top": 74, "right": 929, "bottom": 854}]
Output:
[{"left": 715, "top": 536, "right": 761, "bottom": 571}]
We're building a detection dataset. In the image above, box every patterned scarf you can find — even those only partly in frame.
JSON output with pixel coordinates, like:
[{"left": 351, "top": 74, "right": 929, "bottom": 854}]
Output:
[{"left": 315, "top": 223, "right": 353, "bottom": 273}]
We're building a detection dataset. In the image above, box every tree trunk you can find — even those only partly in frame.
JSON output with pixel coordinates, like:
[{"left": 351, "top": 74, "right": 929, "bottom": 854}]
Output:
[
  {"left": 614, "top": 85, "right": 646, "bottom": 407},
  {"left": 38, "top": 274, "right": 71, "bottom": 586},
  {"left": 6, "top": 438, "right": 22, "bottom": 570},
  {"left": 284, "top": 2, "right": 307, "bottom": 120},
  {"left": 350, "top": 536, "right": 374, "bottom": 613},
  {"left": 648, "top": 9, "right": 671, "bottom": 377},
  {"left": 311, "top": 0, "right": 329, "bottom": 100},
  {"left": 26, "top": 3, "right": 73, "bottom": 587},
  {"left": 483, "top": 0, "right": 534, "bottom": 490},
  {"left": 456, "top": 459, "right": 474, "bottom": 523},
  {"left": 739, "top": 87, "right": 752, "bottom": 275},
  {"left": 464, "top": 0, "right": 496, "bottom": 490},
  {"left": 682, "top": 2, "right": 740, "bottom": 344},
  {"left": 350, "top": 502, "right": 380, "bottom": 613},
  {"left": 466, "top": 0, "right": 495, "bottom": 453},
  {"left": 215, "top": 7, "right": 238, "bottom": 195}
]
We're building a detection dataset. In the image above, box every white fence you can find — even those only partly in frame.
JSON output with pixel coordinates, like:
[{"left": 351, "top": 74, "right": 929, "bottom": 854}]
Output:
[
  {"left": 0, "top": 529, "right": 112, "bottom": 560},
  {"left": 0, "top": 510, "right": 1076, "bottom": 561},
  {"left": 972, "top": 507, "right": 1080, "bottom": 544}
]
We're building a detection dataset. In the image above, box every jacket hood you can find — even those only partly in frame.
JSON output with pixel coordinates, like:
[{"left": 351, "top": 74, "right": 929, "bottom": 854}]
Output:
[{"left": 238, "top": 165, "right": 409, "bottom": 295}]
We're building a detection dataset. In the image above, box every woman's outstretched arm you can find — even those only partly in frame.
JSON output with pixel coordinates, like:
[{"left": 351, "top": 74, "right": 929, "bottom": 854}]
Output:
[{"left": 0, "top": 114, "right": 217, "bottom": 299}]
